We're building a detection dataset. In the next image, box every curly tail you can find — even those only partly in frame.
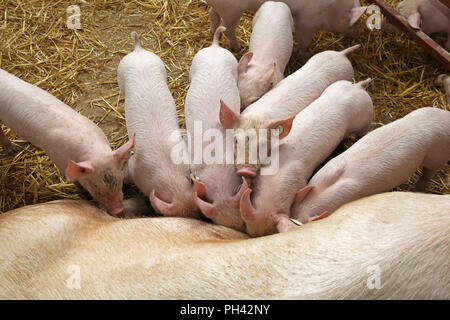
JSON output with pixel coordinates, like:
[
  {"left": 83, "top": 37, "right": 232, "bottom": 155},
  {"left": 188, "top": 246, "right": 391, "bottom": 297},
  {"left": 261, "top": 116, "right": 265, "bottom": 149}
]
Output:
[
  {"left": 340, "top": 44, "right": 361, "bottom": 56},
  {"left": 356, "top": 78, "right": 372, "bottom": 87},
  {"left": 130, "top": 31, "right": 141, "bottom": 51},
  {"left": 212, "top": 26, "right": 226, "bottom": 47}
]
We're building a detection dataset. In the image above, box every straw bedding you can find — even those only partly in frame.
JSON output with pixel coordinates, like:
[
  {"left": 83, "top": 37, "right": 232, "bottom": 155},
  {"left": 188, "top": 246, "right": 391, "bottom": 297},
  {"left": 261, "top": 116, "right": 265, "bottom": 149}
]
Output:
[{"left": 0, "top": 0, "right": 448, "bottom": 214}]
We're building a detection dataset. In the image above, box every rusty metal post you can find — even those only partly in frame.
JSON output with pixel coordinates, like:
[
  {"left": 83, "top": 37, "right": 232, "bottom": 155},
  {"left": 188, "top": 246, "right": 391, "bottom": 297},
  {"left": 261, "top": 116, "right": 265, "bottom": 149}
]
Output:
[
  {"left": 368, "top": 0, "right": 450, "bottom": 70},
  {"left": 439, "top": 0, "right": 450, "bottom": 8}
]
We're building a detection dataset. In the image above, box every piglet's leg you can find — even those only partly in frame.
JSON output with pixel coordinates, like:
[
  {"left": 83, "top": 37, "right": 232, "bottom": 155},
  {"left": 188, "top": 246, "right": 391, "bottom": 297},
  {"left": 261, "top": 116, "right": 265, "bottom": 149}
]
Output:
[
  {"left": 0, "top": 125, "right": 16, "bottom": 155},
  {"left": 222, "top": 13, "right": 241, "bottom": 51},
  {"left": 295, "top": 24, "right": 315, "bottom": 63},
  {"left": 209, "top": 8, "right": 221, "bottom": 34},
  {"left": 415, "top": 167, "right": 439, "bottom": 192}
]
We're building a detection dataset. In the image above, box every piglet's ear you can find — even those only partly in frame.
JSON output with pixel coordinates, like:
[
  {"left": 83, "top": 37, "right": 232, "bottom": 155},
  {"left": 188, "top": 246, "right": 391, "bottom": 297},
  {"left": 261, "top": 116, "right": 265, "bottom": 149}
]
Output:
[
  {"left": 350, "top": 6, "right": 367, "bottom": 26},
  {"left": 294, "top": 186, "right": 314, "bottom": 204},
  {"left": 435, "top": 74, "right": 446, "bottom": 87},
  {"left": 310, "top": 211, "right": 329, "bottom": 222},
  {"left": 238, "top": 52, "right": 253, "bottom": 74},
  {"left": 240, "top": 189, "right": 257, "bottom": 223},
  {"left": 113, "top": 134, "right": 136, "bottom": 164},
  {"left": 219, "top": 99, "right": 241, "bottom": 129},
  {"left": 407, "top": 12, "right": 421, "bottom": 29},
  {"left": 230, "top": 176, "right": 249, "bottom": 206},
  {"left": 267, "top": 116, "right": 295, "bottom": 140},
  {"left": 191, "top": 174, "right": 207, "bottom": 198},
  {"left": 65, "top": 160, "right": 94, "bottom": 180},
  {"left": 193, "top": 192, "right": 217, "bottom": 219},
  {"left": 150, "top": 189, "right": 177, "bottom": 216}
]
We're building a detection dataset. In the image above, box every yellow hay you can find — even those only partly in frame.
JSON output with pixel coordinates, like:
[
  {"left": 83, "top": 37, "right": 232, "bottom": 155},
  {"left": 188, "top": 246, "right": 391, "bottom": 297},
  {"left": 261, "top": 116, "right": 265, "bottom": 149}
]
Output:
[{"left": 0, "top": 0, "right": 448, "bottom": 213}]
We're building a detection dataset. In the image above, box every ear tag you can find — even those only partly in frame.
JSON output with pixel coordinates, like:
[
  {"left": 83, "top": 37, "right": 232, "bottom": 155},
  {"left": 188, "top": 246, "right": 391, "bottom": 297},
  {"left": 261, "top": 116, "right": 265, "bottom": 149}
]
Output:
[{"left": 289, "top": 218, "right": 303, "bottom": 226}]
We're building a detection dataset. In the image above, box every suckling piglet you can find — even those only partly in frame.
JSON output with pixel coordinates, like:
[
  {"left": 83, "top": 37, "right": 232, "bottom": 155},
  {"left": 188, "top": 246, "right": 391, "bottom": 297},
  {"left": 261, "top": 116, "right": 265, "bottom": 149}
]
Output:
[
  {"left": 380, "top": 0, "right": 450, "bottom": 51},
  {"left": 435, "top": 74, "right": 450, "bottom": 104},
  {"left": 185, "top": 26, "right": 247, "bottom": 231},
  {"left": 288, "top": 107, "right": 450, "bottom": 229},
  {"left": 238, "top": 1, "right": 294, "bottom": 109},
  {"left": 220, "top": 44, "right": 360, "bottom": 179},
  {"left": 206, "top": 0, "right": 367, "bottom": 53},
  {"left": 0, "top": 68, "right": 134, "bottom": 215},
  {"left": 118, "top": 32, "right": 199, "bottom": 218},
  {"left": 239, "top": 79, "right": 374, "bottom": 237}
]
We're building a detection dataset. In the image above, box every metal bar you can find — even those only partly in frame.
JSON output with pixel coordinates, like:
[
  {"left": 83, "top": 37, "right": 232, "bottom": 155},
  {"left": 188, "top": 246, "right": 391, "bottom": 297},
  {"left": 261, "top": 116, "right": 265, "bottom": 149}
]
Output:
[
  {"left": 439, "top": 0, "right": 450, "bottom": 8},
  {"left": 368, "top": 0, "right": 450, "bottom": 70}
]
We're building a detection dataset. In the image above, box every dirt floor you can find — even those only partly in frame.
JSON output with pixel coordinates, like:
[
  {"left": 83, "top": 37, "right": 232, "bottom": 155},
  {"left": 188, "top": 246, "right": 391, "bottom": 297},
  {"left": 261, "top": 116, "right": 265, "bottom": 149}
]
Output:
[{"left": 0, "top": 0, "right": 448, "bottom": 213}]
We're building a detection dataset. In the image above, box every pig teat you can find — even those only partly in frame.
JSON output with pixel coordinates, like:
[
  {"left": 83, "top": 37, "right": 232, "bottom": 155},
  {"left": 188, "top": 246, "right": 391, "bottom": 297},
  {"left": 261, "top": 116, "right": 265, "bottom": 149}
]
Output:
[{"left": 273, "top": 214, "right": 299, "bottom": 233}]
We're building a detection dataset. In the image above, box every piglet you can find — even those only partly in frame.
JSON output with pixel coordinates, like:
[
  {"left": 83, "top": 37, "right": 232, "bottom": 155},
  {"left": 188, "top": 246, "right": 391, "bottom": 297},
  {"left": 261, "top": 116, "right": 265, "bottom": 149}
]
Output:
[
  {"left": 117, "top": 32, "right": 199, "bottom": 218},
  {"left": 185, "top": 26, "right": 247, "bottom": 231},
  {"left": 288, "top": 107, "right": 450, "bottom": 229},
  {"left": 239, "top": 79, "right": 374, "bottom": 237},
  {"left": 220, "top": 44, "right": 361, "bottom": 179},
  {"left": 435, "top": 74, "right": 450, "bottom": 104},
  {"left": 206, "top": 0, "right": 367, "bottom": 53},
  {"left": 0, "top": 69, "right": 134, "bottom": 215},
  {"left": 238, "top": 1, "right": 294, "bottom": 109},
  {"left": 380, "top": 0, "right": 450, "bottom": 50}
]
